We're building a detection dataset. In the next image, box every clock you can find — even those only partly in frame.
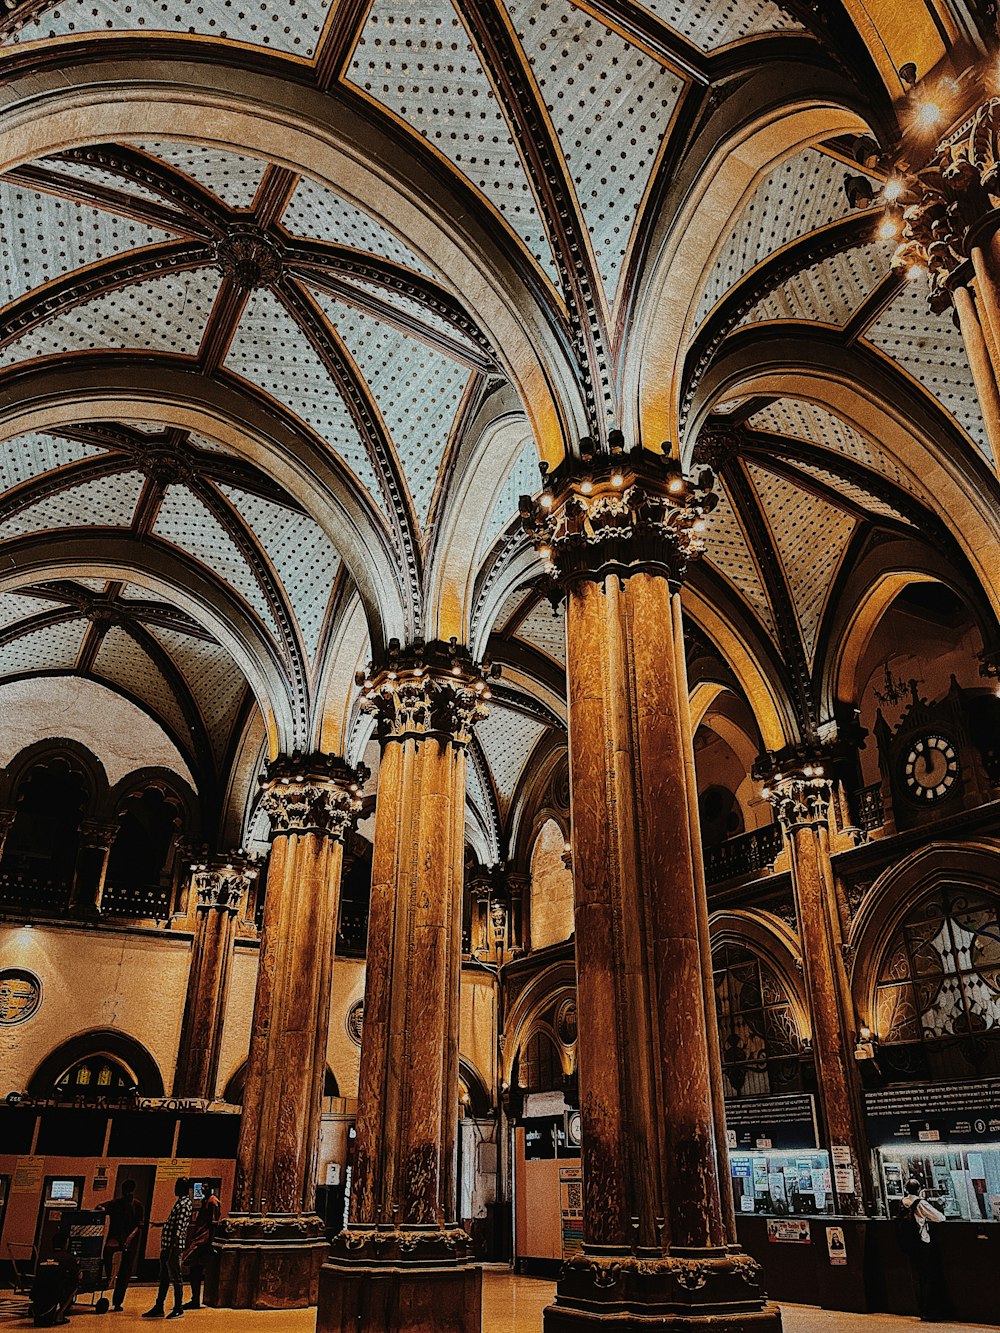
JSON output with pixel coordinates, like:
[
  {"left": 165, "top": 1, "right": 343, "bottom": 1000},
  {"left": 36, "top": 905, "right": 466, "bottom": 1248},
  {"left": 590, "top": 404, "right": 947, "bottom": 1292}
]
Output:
[{"left": 902, "top": 733, "right": 959, "bottom": 803}]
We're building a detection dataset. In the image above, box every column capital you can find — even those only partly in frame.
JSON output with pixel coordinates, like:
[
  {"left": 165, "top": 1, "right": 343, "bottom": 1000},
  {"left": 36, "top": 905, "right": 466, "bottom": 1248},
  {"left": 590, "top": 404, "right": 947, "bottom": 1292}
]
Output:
[
  {"left": 754, "top": 745, "right": 837, "bottom": 833},
  {"left": 355, "top": 638, "right": 496, "bottom": 746},
  {"left": 78, "top": 817, "right": 118, "bottom": 850},
  {"left": 892, "top": 98, "right": 1000, "bottom": 309},
  {"left": 518, "top": 446, "right": 716, "bottom": 589},
  {"left": 259, "top": 752, "right": 366, "bottom": 840},
  {"left": 189, "top": 853, "right": 260, "bottom": 913}
]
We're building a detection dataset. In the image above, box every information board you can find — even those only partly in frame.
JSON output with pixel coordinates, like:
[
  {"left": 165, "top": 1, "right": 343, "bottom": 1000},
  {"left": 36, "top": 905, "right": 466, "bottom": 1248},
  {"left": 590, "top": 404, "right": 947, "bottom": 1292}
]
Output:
[
  {"left": 863, "top": 1080, "right": 1000, "bottom": 1145},
  {"left": 559, "top": 1165, "right": 583, "bottom": 1261},
  {"left": 724, "top": 1095, "right": 819, "bottom": 1150}
]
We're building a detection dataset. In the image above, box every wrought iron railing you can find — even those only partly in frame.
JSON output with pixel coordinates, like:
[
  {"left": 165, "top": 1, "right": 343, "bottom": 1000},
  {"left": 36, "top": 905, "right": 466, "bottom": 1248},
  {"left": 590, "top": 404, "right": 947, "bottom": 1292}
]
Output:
[
  {"left": 0, "top": 872, "right": 71, "bottom": 916},
  {"left": 856, "top": 782, "right": 885, "bottom": 833},
  {"left": 101, "top": 882, "right": 172, "bottom": 921},
  {"left": 703, "top": 823, "right": 783, "bottom": 887}
]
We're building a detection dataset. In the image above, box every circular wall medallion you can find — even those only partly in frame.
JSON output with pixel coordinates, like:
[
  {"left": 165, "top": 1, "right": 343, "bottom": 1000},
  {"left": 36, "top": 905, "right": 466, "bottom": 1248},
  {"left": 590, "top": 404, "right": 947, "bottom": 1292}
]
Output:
[
  {"left": 555, "top": 995, "right": 578, "bottom": 1046},
  {"left": 902, "top": 733, "right": 959, "bottom": 803},
  {"left": 0, "top": 969, "right": 41, "bottom": 1025},
  {"left": 346, "top": 1000, "right": 364, "bottom": 1047}
]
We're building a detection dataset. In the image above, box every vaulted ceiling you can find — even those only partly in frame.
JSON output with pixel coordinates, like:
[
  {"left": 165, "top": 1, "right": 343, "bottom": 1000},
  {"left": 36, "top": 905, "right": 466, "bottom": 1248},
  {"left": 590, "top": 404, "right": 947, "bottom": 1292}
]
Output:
[{"left": 0, "top": 0, "right": 996, "bottom": 846}]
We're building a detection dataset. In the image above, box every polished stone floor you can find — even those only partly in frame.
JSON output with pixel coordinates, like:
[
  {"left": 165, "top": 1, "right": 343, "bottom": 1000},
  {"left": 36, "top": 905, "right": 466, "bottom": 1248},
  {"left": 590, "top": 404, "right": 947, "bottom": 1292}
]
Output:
[{"left": 1, "top": 1274, "right": 995, "bottom": 1330}]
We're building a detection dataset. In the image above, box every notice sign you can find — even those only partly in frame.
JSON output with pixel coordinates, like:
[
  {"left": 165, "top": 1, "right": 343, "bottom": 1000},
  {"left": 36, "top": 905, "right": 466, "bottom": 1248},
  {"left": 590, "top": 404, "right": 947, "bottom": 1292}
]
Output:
[
  {"left": 559, "top": 1165, "right": 583, "bottom": 1261},
  {"left": 863, "top": 1079, "right": 1000, "bottom": 1146},
  {"left": 767, "top": 1218, "right": 811, "bottom": 1244},
  {"left": 12, "top": 1156, "right": 44, "bottom": 1193},
  {"left": 724, "top": 1095, "right": 819, "bottom": 1151},
  {"left": 826, "top": 1226, "right": 847, "bottom": 1265},
  {"left": 156, "top": 1158, "right": 192, "bottom": 1182}
]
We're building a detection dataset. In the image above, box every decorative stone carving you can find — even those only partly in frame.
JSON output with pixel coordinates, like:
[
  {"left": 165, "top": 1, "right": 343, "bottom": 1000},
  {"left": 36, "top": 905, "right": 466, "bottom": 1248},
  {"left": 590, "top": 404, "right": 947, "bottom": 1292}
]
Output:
[
  {"left": 355, "top": 638, "right": 497, "bottom": 746},
  {"left": 214, "top": 225, "right": 284, "bottom": 289},
  {"left": 78, "top": 817, "right": 119, "bottom": 851},
  {"left": 259, "top": 752, "right": 365, "bottom": 840},
  {"left": 754, "top": 745, "right": 839, "bottom": 833},
  {"left": 188, "top": 854, "right": 258, "bottom": 914},
  {"left": 519, "top": 446, "right": 717, "bottom": 589}
]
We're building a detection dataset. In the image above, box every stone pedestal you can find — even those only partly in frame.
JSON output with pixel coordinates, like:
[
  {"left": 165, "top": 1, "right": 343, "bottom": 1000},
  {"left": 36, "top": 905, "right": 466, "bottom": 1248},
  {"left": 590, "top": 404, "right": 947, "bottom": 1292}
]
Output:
[
  {"left": 319, "top": 641, "right": 491, "bottom": 1333},
  {"left": 521, "top": 452, "right": 780, "bottom": 1332},
  {"left": 212, "top": 752, "right": 361, "bottom": 1310}
]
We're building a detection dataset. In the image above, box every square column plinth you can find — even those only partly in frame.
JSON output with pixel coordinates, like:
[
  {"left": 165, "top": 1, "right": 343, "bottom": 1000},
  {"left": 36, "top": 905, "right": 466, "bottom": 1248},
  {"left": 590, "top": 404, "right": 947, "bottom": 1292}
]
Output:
[
  {"left": 318, "top": 1254, "right": 483, "bottom": 1333},
  {"left": 209, "top": 1219, "right": 326, "bottom": 1309}
]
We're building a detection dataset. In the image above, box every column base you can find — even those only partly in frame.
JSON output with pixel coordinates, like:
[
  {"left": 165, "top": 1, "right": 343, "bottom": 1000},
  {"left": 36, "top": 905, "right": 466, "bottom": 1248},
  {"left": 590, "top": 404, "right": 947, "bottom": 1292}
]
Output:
[
  {"left": 319, "top": 1227, "right": 482, "bottom": 1333},
  {"left": 208, "top": 1214, "right": 327, "bottom": 1309},
  {"left": 543, "top": 1248, "right": 782, "bottom": 1332}
]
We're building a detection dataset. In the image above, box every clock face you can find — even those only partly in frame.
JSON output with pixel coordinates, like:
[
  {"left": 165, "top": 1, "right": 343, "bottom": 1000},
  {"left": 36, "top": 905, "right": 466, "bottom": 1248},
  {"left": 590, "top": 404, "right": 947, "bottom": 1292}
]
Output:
[{"left": 902, "top": 733, "right": 959, "bottom": 802}]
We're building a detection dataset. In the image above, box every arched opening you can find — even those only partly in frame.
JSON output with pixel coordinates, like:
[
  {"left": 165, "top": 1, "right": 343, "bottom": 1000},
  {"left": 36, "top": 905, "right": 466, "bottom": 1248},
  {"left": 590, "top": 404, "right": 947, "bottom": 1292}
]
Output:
[
  {"left": 0, "top": 755, "right": 89, "bottom": 914},
  {"left": 529, "top": 818, "right": 573, "bottom": 951},
  {"left": 873, "top": 885, "right": 1000, "bottom": 1083},
  {"left": 28, "top": 1030, "right": 164, "bottom": 1098},
  {"left": 712, "top": 942, "right": 803, "bottom": 1099},
  {"left": 517, "top": 1030, "right": 563, "bottom": 1095},
  {"left": 104, "top": 785, "right": 186, "bottom": 918}
]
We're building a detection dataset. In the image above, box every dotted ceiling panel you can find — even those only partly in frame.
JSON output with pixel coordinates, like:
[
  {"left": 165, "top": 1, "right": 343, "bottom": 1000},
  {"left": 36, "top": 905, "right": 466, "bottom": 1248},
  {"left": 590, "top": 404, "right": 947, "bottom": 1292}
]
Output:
[
  {"left": 465, "top": 744, "right": 492, "bottom": 822},
  {"left": 8, "top": 0, "right": 334, "bottom": 58},
  {"left": 0, "top": 267, "right": 221, "bottom": 367},
  {"left": 335, "top": 276, "right": 481, "bottom": 356},
  {"left": 41, "top": 158, "right": 170, "bottom": 210},
  {"left": 315, "top": 291, "right": 469, "bottom": 531},
  {"left": 741, "top": 242, "right": 890, "bottom": 329},
  {"left": 474, "top": 703, "right": 546, "bottom": 809},
  {"left": 2, "top": 470, "right": 145, "bottom": 540},
  {"left": 0, "top": 179, "right": 176, "bottom": 309},
  {"left": 126, "top": 142, "right": 267, "bottom": 210},
  {"left": 506, "top": 0, "right": 685, "bottom": 305},
  {"left": 747, "top": 397, "right": 921, "bottom": 497},
  {"left": 224, "top": 288, "right": 385, "bottom": 505},
  {"left": 347, "top": 0, "right": 560, "bottom": 287},
  {"left": 637, "top": 0, "right": 801, "bottom": 50},
  {"left": 152, "top": 485, "right": 282, "bottom": 643},
  {"left": 148, "top": 624, "right": 248, "bottom": 761},
  {"left": 282, "top": 178, "right": 433, "bottom": 277},
  {"left": 703, "top": 480, "right": 776, "bottom": 639},
  {"left": 479, "top": 437, "right": 538, "bottom": 558},
  {"left": 0, "top": 591, "right": 56, "bottom": 631},
  {"left": 695, "top": 148, "right": 870, "bottom": 329},
  {"left": 220, "top": 484, "right": 340, "bottom": 662},
  {"left": 864, "top": 279, "right": 990, "bottom": 460},
  {"left": 0, "top": 432, "right": 103, "bottom": 496},
  {"left": 747, "top": 460, "right": 856, "bottom": 665},
  {"left": 491, "top": 586, "right": 533, "bottom": 635},
  {"left": 515, "top": 598, "right": 566, "bottom": 665},
  {"left": 92, "top": 625, "right": 190, "bottom": 744},
  {"left": 0, "top": 618, "right": 86, "bottom": 676},
  {"left": 782, "top": 458, "right": 908, "bottom": 524}
]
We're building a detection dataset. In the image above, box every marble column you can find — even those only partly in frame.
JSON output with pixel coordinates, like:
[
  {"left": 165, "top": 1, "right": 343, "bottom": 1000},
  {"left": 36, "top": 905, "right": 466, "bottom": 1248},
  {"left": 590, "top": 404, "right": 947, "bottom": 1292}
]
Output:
[
  {"left": 212, "top": 752, "right": 363, "bottom": 1310},
  {"left": 320, "top": 640, "right": 492, "bottom": 1333},
  {"left": 522, "top": 450, "right": 779, "bottom": 1332},
  {"left": 173, "top": 854, "right": 257, "bottom": 1099},
  {"left": 757, "top": 750, "right": 872, "bottom": 1214},
  {"left": 894, "top": 97, "right": 1000, "bottom": 473}
]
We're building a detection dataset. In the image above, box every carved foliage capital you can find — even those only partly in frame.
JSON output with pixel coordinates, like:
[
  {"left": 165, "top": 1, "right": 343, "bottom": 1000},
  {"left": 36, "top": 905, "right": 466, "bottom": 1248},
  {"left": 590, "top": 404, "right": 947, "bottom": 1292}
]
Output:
[
  {"left": 357, "top": 640, "right": 494, "bottom": 746},
  {"left": 190, "top": 855, "right": 258, "bottom": 913},
  {"left": 259, "top": 752, "right": 365, "bottom": 840},
  {"left": 519, "top": 448, "right": 716, "bottom": 589},
  {"left": 766, "top": 776, "right": 832, "bottom": 834},
  {"left": 79, "top": 817, "right": 119, "bottom": 851}
]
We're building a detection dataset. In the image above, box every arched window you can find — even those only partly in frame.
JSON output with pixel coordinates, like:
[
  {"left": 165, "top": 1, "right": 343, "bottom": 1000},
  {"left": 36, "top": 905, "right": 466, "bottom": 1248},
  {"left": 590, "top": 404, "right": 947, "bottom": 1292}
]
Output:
[
  {"left": 875, "top": 887, "right": 1000, "bottom": 1081},
  {"left": 518, "top": 1030, "right": 562, "bottom": 1094},
  {"left": 1, "top": 757, "right": 88, "bottom": 909},
  {"left": 104, "top": 785, "right": 183, "bottom": 915},
  {"left": 55, "top": 1055, "right": 134, "bottom": 1099},
  {"left": 713, "top": 943, "right": 801, "bottom": 1098}
]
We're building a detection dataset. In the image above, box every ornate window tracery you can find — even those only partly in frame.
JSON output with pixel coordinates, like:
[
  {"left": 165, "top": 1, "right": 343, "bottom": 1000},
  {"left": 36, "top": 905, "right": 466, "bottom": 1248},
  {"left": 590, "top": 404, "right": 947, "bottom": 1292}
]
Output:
[
  {"left": 875, "top": 887, "right": 1000, "bottom": 1080},
  {"left": 713, "top": 943, "right": 801, "bottom": 1098}
]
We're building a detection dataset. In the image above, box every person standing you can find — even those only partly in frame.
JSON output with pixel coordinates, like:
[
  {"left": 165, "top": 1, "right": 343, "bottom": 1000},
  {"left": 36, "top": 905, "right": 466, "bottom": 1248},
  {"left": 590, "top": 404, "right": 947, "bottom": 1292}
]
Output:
[
  {"left": 144, "top": 1178, "right": 193, "bottom": 1320},
  {"left": 898, "top": 1177, "right": 951, "bottom": 1322},
  {"left": 182, "top": 1186, "right": 221, "bottom": 1310},
  {"left": 98, "top": 1178, "right": 144, "bottom": 1312}
]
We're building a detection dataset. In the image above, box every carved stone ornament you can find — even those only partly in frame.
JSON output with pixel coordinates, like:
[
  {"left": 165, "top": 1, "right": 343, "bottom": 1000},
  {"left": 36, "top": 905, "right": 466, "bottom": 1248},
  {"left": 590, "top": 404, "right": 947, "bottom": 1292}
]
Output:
[
  {"left": 754, "top": 743, "right": 846, "bottom": 834},
  {"left": 519, "top": 446, "right": 717, "bottom": 591},
  {"left": 558, "top": 1249, "right": 765, "bottom": 1301},
  {"left": 894, "top": 98, "right": 1000, "bottom": 310},
  {"left": 355, "top": 638, "right": 497, "bottom": 747},
  {"left": 331, "top": 1224, "right": 473, "bottom": 1264},
  {"left": 258, "top": 751, "right": 366, "bottom": 840},
  {"left": 189, "top": 854, "right": 258, "bottom": 913},
  {"left": 213, "top": 225, "right": 284, "bottom": 290},
  {"left": 78, "top": 817, "right": 119, "bottom": 851}
]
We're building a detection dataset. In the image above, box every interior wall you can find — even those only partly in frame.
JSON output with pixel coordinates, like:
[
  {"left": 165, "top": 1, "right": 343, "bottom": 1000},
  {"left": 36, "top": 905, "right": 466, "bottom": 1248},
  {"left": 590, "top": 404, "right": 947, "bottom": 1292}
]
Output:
[{"left": 529, "top": 818, "right": 574, "bottom": 950}]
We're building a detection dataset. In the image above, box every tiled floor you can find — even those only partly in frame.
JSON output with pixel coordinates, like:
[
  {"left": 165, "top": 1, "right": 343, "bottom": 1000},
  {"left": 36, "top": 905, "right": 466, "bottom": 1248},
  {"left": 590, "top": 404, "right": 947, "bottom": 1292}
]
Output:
[{"left": 1, "top": 1275, "right": 996, "bottom": 1330}]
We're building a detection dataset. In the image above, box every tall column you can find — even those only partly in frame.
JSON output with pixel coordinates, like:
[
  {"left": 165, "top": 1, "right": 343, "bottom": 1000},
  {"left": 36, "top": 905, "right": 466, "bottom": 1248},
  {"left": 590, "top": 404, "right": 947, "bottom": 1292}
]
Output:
[
  {"left": 757, "top": 749, "right": 873, "bottom": 1215},
  {"left": 320, "top": 640, "right": 492, "bottom": 1333},
  {"left": 893, "top": 98, "right": 1000, "bottom": 473},
  {"left": 522, "top": 451, "right": 779, "bottom": 1332},
  {"left": 212, "top": 752, "right": 363, "bottom": 1310},
  {"left": 173, "top": 854, "right": 258, "bottom": 1099}
]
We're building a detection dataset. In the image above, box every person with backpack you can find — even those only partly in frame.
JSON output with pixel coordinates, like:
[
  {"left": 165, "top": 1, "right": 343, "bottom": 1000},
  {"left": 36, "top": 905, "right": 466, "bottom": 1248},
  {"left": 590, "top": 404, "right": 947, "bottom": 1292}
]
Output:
[{"left": 897, "top": 1177, "right": 951, "bottom": 1322}]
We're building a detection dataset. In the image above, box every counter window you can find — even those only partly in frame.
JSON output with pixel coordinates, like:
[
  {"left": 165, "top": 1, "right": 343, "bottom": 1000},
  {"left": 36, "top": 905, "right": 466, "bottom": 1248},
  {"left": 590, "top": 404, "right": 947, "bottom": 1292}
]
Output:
[
  {"left": 878, "top": 1147, "right": 1000, "bottom": 1222},
  {"left": 730, "top": 1150, "right": 834, "bottom": 1216}
]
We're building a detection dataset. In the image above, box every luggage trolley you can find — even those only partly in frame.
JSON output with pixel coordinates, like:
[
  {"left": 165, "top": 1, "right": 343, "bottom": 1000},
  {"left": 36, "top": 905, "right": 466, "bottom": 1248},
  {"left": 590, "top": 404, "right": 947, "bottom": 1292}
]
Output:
[{"left": 66, "top": 1209, "right": 111, "bottom": 1315}]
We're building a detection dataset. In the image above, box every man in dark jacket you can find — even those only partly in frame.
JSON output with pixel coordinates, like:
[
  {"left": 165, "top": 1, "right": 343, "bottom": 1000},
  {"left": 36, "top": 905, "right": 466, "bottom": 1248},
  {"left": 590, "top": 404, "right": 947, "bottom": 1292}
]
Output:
[{"left": 99, "top": 1178, "right": 144, "bottom": 1312}]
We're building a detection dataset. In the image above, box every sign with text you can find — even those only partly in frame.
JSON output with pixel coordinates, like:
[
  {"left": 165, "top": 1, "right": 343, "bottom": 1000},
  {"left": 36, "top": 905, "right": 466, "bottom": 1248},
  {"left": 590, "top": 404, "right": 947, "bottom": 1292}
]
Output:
[
  {"left": 559, "top": 1165, "right": 583, "bottom": 1261},
  {"left": 724, "top": 1095, "right": 819, "bottom": 1150},
  {"left": 767, "top": 1218, "right": 811, "bottom": 1244},
  {"left": 826, "top": 1226, "right": 847, "bottom": 1265},
  {"left": 12, "top": 1156, "right": 44, "bottom": 1193},
  {"left": 863, "top": 1080, "right": 1000, "bottom": 1146},
  {"left": 156, "top": 1158, "right": 192, "bottom": 1182}
]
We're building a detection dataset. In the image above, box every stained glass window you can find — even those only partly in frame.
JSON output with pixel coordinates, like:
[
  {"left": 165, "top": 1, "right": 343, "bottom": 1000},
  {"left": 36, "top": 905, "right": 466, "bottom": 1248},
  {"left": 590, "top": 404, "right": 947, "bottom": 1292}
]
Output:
[
  {"left": 55, "top": 1056, "right": 131, "bottom": 1099},
  {"left": 874, "top": 887, "right": 1000, "bottom": 1081},
  {"left": 713, "top": 943, "right": 802, "bottom": 1098}
]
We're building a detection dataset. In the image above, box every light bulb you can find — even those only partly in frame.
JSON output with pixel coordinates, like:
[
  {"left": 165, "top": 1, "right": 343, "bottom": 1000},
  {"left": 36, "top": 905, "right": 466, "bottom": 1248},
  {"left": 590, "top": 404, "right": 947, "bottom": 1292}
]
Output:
[
  {"left": 883, "top": 178, "right": 904, "bottom": 203},
  {"left": 581, "top": 480, "right": 593, "bottom": 495},
  {"left": 916, "top": 101, "right": 941, "bottom": 129},
  {"left": 879, "top": 217, "right": 899, "bottom": 240}
]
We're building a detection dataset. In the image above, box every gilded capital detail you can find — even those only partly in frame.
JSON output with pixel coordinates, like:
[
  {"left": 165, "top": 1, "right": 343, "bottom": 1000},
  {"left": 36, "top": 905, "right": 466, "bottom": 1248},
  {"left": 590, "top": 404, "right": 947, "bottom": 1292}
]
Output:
[
  {"left": 259, "top": 752, "right": 366, "bottom": 840},
  {"left": 355, "top": 638, "right": 497, "bottom": 747},
  {"left": 189, "top": 854, "right": 259, "bottom": 913},
  {"left": 754, "top": 746, "right": 835, "bottom": 834},
  {"left": 518, "top": 445, "right": 717, "bottom": 588}
]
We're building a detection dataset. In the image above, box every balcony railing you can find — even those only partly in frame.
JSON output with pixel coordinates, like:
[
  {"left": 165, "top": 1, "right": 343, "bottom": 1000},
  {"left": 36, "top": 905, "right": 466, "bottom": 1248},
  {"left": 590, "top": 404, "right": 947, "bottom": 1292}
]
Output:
[
  {"left": 337, "top": 904, "right": 369, "bottom": 955},
  {"left": 0, "top": 872, "right": 71, "bottom": 916},
  {"left": 856, "top": 782, "right": 885, "bottom": 834},
  {"left": 101, "top": 881, "right": 173, "bottom": 921},
  {"left": 703, "top": 824, "right": 784, "bottom": 887}
]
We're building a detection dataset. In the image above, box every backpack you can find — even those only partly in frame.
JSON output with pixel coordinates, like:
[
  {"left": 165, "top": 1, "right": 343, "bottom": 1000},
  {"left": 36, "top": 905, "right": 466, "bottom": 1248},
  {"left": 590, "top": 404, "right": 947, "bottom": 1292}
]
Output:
[{"left": 895, "top": 1197, "right": 922, "bottom": 1257}]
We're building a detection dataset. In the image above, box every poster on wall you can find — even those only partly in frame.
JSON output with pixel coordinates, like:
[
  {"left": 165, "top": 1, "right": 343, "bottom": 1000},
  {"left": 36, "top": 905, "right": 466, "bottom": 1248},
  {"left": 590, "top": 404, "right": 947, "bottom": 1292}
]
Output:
[
  {"left": 826, "top": 1226, "right": 847, "bottom": 1265},
  {"left": 766, "top": 1218, "right": 811, "bottom": 1243},
  {"left": 559, "top": 1165, "right": 583, "bottom": 1261}
]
